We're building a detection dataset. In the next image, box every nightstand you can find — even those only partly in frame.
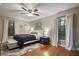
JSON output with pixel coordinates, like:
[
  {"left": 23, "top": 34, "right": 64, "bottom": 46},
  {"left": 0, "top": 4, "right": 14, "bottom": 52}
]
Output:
[{"left": 40, "top": 36, "right": 50, "bottom": 45}]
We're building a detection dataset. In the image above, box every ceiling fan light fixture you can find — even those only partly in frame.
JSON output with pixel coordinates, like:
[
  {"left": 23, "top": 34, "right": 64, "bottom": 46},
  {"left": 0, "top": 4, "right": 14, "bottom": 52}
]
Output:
[{"left": 27, "top": 13, "right": 33, "bottom": 16}]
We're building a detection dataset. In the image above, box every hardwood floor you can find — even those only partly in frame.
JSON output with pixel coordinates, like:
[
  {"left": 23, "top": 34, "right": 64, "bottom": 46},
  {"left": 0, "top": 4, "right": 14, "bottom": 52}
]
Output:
[{"left": 22, "top": 44, "right": 79, "bottom": 56}]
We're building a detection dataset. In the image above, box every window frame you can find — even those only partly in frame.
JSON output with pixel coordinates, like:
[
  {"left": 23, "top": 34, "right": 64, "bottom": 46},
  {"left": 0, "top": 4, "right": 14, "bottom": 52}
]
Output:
[{"left": 58, "top": 16, "right": 66, "bottom": 40}]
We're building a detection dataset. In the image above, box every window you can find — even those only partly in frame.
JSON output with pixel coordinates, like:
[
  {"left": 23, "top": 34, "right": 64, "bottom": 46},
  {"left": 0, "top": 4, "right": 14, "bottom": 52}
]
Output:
[
  {"left": 8, "top": 20, "right": 15, "bottom": 36},
  {"left": 58, "top": 16, "right": 66, "bottom": 40}
]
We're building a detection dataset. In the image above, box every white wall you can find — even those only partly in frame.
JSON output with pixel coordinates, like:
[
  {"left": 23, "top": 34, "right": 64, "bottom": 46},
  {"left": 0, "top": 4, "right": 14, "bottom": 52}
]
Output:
[
  {"left": 0, "top": 17, "right": 4, "bottom": 43},
  {"left": 15, "top": 20, "right": 30, "bottom": 34},
  {"left": 0, "top": 16, "right": 31, "bottom": 43},
  {"left": 31, "top": 6, "right": 79, "bottom": 49}
]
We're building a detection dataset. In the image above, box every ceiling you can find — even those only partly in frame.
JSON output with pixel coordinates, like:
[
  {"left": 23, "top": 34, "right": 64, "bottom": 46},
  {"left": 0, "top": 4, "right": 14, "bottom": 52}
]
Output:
[{"left": 0, "top": 3, "right": 79, "bottom": 22}]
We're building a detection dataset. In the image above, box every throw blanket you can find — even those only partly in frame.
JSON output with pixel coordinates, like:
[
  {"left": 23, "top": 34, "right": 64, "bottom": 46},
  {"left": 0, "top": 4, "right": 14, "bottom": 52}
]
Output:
[
  {"left": 13, "top": 34, "right": 37, "bottom": 48},
  {"left": 13, "top": 34, "right": 36, "bottom": 42}
]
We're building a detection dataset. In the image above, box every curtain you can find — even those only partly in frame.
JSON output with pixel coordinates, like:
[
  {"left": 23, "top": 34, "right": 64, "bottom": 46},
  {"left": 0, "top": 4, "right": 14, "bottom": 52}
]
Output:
[
  {"left": 2, "top": 18, "right": 8, "bottom": 43},
  {"left": 65, "top": 14, "right": 73, "bottom": 50},
  {"left": 51, "top": 19, "right": 58, "bottom": 46}
]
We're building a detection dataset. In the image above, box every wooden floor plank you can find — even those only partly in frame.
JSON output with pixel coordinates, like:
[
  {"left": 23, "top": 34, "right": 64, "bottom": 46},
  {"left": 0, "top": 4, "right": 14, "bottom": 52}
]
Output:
[{"left": 22, "top": 44, "right": 79, "bottom": 56}]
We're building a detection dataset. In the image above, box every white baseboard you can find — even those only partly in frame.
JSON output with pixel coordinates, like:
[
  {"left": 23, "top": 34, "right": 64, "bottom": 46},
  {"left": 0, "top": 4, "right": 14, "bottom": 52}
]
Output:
[
  {"left": 59, "top": 44, "right": 65, "bottom": 47},
  {"left": 51, "top": 43, "right": 58, "bottom": 47},
  {"left": 65, "top": 47, "right": 72, "bottom": 51},
  {"left": 51, "top": 43, "right": 79, "bottom": 51},
  {"left": 74, "top": 48, "right": 79, "bottom": 51}
]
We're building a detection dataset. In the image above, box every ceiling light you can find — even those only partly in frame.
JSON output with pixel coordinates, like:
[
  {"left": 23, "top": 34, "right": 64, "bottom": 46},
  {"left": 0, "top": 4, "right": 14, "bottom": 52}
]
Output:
[{"left": 27, "top": 13, "right": 33, "bottom": 16}]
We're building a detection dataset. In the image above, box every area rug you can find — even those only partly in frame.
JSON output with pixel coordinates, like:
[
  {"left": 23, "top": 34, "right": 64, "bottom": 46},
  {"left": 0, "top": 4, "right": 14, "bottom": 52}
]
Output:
[{"left": 2, "top": 43, "right": 40, "bottom": 56}]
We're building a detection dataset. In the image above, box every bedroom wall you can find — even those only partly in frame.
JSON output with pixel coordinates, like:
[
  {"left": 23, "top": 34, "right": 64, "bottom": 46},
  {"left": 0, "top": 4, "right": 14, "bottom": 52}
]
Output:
[
  {"left": 15, "top": 20, "right": 30, "bottom": 34},
  {"left": 0, "top": 17, "right": 3, "bottom": 55},
  {"left": 0, "top": 16, "right": 4, "bottom": 43},
  {"left": 0, "top": 16, "right": 30, "bottom": 55},
  {"left": 31, "top": 6, "right": 79, "bottom": 49},
  {"left": 0, "top": 16, "right": 31, "bottom": 43},
  {"left": 73, "top": 13, "right": 79, "bottom": 49}
]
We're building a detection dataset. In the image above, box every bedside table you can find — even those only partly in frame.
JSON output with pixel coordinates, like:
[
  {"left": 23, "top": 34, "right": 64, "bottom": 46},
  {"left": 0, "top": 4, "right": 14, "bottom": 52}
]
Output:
[{"left": 40, "top": 36, "right": 50, "bottom": 45}]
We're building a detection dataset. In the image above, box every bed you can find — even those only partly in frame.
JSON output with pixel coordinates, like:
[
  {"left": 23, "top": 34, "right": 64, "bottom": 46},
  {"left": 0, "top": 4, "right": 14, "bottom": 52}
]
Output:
[{"left": 7, "top": 34, "right": 40, "bottom": 49}]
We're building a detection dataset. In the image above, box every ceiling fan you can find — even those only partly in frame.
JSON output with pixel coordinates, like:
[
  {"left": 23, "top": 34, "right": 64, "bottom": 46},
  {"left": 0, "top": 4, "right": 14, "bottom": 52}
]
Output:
[{"left": 21, "top": 7, "right": 39, "bottom": 16}]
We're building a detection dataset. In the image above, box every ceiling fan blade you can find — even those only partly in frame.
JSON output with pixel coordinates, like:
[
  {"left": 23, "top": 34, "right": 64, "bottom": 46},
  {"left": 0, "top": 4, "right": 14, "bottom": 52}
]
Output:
[
  {"left": 33, "top": 13, "right": 39, "bottom": 16},
  {"left": 21, "top": 7, "right": 27, "bottom": 11},
  {"left": 19, "top": 3, "right": 28, "bottom": 8},
  {"left": 34, "top": 9, "right": 38, "bottom": 12},
  {"left": 20, "top": 13, "right": 27, "bottom": 14}
]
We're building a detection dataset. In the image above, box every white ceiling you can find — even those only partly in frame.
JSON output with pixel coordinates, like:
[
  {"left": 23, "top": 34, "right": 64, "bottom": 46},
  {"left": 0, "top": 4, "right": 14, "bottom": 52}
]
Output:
[{"left": 0, "top": 3, "right": 79, "bottom": 22}]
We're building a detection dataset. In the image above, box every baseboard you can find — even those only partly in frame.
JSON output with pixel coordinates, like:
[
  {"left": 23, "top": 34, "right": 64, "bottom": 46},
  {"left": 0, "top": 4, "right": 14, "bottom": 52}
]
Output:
[
  {"left": 51, "top": 43, "right": 58, "bottom": 47},
  {"left": 51, "top": 43, "right": 79, "bottom": 51},
  {"left": 59, "top": 44, "right": 65, "bottom": 47},
  {"left": 74, "top": 48, "right": 79, "bottom": 51},
  {"left": 66, "top": 48, "right": 79, "bottom": 51}
]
